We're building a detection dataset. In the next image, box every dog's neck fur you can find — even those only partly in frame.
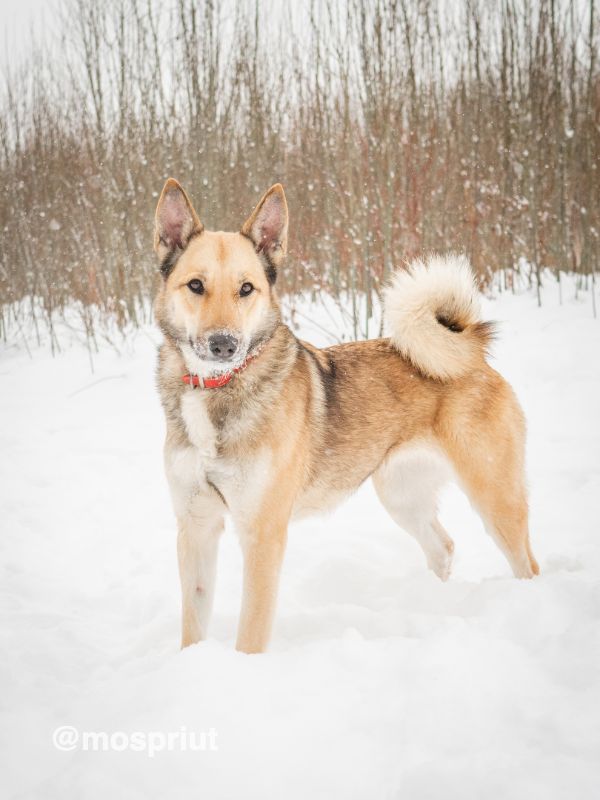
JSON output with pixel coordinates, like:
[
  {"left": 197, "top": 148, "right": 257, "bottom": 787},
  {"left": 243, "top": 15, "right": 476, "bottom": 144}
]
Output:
[{"left": 158, "top": 321, "right": 300, "bottom": 453}]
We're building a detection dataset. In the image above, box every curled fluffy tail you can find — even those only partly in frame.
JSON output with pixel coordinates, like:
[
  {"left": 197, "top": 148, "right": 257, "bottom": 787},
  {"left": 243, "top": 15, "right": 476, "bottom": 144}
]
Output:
[{"left": 383, "top": 254, "right": 494, "bottom": 380}]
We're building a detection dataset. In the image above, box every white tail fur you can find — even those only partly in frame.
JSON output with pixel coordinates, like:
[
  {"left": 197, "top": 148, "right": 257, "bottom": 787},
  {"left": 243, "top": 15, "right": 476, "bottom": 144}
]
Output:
[{"left": 383, "top": 254, "right": 494, "bottom": 380}]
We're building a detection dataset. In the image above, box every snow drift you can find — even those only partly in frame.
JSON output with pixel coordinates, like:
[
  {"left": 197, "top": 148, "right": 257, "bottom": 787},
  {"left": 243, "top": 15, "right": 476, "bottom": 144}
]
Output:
[{"left": 0, "top": 274, "right": 599, "bottom": 799}]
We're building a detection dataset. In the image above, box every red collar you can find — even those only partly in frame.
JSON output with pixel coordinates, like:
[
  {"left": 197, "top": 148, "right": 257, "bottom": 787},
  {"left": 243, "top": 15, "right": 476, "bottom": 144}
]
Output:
[{"left": 182, "top": 353, "right": 257, "bottom": 390}]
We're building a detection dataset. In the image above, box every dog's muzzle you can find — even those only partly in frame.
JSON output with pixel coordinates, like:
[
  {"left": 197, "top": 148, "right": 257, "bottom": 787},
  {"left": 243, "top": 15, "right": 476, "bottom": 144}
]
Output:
[{"left": 207, "top": 333, "right": 240, "bottom": 361}]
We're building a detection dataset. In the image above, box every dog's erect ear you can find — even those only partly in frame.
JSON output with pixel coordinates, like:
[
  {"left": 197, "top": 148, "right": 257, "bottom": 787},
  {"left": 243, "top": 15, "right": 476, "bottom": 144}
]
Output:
[
  {"left": 154, "top": 178, "right": 203, "bottom": 261},
  {"left": 241, "top": 184, "right": 288, "bottom": 277}
]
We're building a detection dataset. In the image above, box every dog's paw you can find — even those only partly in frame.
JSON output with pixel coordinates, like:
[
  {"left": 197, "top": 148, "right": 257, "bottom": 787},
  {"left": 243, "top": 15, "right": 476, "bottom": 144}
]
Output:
[{"left": 428, "top": 539, "right": 454, "bottom": 582}]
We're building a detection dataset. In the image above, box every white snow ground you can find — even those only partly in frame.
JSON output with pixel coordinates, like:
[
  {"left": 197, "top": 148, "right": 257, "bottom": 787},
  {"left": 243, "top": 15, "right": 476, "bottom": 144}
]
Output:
[{"left": 1, "top": 276, "right": 599, "bottom": 799}]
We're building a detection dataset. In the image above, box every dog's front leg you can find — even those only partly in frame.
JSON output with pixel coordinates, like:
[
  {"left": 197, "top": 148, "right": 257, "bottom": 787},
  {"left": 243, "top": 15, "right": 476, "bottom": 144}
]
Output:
[
  {"left": 177, "top": 502, "right": 224, "bottom": 649},
  {"left": 236, "top": 512, "right": 289, "bottom": 654},
  {"left": 165, "top": 441, "right": 226, "bottom": 648}
]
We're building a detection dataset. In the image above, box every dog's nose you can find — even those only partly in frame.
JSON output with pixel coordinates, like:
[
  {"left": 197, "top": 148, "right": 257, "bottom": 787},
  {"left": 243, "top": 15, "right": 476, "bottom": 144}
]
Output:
[{"left": 208, "top": 333, "right": 239, "bottom": 359}]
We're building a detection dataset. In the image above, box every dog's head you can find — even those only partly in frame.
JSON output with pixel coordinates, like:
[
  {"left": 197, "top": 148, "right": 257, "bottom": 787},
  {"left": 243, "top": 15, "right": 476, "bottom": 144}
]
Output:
[{"left": 153, "top": 179, "right": 288, "bottom": 375}]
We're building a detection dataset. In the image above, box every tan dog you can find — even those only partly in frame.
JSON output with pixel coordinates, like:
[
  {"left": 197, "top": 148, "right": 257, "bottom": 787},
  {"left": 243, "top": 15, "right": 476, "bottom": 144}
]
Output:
[{"left": 153, "top": 179, "right": 539, "bottom": 654}]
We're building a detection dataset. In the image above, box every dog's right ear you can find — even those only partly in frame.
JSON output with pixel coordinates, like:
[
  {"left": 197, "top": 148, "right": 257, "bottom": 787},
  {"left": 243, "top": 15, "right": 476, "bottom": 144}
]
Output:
[{"left": 154, "top": 179, "right": 203, "bottom": 262}]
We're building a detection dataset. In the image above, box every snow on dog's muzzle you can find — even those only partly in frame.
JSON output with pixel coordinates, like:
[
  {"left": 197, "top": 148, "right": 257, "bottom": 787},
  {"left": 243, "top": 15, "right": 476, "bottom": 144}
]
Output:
[{"left": 207, "top": 332, "right": 239, "bottom": 361}]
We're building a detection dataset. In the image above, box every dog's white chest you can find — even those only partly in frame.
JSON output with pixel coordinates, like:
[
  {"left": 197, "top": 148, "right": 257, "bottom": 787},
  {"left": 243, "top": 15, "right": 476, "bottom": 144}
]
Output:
[
  {"left": 180, "top": 391, "right": 218, "bottom": 457},
  {"left": 164, "top": 391, "right": 219, "bottom": 517},
  {"left": 166, "top": 390, "right": 272, "bottom": 524},
  {"left": 206, "top": 448, "right": 272, "bottom": 523}
]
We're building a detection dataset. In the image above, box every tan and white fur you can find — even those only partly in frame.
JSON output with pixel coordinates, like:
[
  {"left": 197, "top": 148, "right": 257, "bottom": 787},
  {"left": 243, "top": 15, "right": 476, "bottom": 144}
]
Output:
[{"left": 153, "top": 179, "right": 539, "bottom": 654}]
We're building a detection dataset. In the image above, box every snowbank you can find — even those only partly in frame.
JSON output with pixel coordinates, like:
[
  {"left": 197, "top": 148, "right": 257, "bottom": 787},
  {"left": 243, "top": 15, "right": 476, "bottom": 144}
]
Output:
[{"left": 1, "top": 276, "right": 599, "bottom": 798}]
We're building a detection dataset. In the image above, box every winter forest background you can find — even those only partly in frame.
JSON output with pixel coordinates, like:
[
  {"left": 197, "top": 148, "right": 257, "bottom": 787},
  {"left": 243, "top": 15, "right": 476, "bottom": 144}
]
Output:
[
  {"left": 0, "top": 0, "right": 599, "bottom": 346},
  {"left": 2, "top": 3, "right": 600, "bottom": 798}
]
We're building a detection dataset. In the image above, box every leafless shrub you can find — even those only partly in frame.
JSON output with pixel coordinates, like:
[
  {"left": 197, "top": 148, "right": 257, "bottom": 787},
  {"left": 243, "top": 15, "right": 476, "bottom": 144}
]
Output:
[{"left": 0, "top": 0, "right": 598, "bottom": 343}]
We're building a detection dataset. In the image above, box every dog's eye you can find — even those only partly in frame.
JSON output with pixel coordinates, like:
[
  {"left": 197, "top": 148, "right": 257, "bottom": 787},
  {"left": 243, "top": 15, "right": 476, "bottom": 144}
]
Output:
[
  {"left": 187, "top": 279, "right": 204, "bottom": 295},
  {"left": 240, "top": 282, "right": 254, "bottom": 297}
]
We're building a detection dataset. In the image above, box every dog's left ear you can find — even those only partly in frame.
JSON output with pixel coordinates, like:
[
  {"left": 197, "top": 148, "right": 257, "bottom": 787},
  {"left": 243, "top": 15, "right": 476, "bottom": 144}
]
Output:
[{"left": 241, "top": 184, "right": 288, "bottom": 277}]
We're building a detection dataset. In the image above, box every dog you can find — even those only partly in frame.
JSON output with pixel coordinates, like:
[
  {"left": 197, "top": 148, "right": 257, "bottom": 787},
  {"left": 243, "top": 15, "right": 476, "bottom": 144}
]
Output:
[{"left": 153, "top": 179, "right": 539, "bottom": 654}]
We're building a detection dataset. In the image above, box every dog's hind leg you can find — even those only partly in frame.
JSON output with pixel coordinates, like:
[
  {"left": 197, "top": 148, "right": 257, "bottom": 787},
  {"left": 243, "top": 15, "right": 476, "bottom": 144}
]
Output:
[
  {"left": 446, "top": 456, "right": 538, "bottom": 579},
  {"left": 437, "top": 379, "right": 539, "bottom": 579},
  {"left": 372, "top": 442, "right": 455, "bottom": 581}
]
